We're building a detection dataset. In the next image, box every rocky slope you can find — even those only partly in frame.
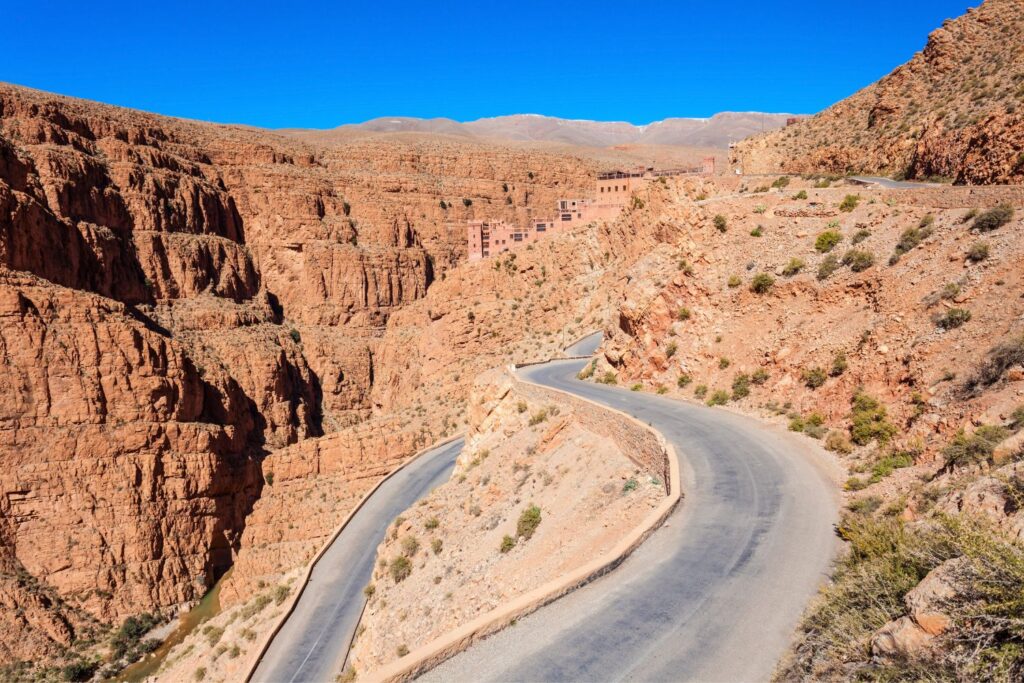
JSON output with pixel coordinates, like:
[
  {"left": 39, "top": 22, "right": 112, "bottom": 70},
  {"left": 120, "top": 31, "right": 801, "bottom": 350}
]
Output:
[
  {"left": 584, "top": 173, "right": 1024, "bottom": 679},
  {"left": 732, "top": 0, "right": 1024, "bottom": 184},
  {"left": 0, "top": 81, "right": 608, "bottom": 674}
]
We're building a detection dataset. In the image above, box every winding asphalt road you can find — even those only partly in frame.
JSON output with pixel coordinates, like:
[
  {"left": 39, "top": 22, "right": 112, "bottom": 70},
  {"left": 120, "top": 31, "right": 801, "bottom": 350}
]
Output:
[
  {"left": 250, "top": 439, "right": 461, "bottom": 683},
  {"left": 424, "top": 351, "right": 839, "bottom": 682},
  {"left": 252, "top": 330, "right": 838, "bottom": 682}
]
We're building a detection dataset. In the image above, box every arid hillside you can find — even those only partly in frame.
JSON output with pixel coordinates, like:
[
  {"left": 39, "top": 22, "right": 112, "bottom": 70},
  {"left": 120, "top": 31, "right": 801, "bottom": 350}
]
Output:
[
  {"left": 585, "top": 174, "right": 1024, "bottom": 679},
  {"left": 732, "top": 0, "right": 1024, "bottom": 184},
  {"left": 0, "top": 81, "right": 601, "bottom": 674}
]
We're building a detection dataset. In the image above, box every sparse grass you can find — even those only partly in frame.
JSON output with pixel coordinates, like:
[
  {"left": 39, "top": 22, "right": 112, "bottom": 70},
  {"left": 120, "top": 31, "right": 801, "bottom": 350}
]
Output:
[
  {"left": 425, "top": 517, "right": 439, "bottom": 530},
  {"left": 528, "top": 409, "right": 549, "bottom": 426}
]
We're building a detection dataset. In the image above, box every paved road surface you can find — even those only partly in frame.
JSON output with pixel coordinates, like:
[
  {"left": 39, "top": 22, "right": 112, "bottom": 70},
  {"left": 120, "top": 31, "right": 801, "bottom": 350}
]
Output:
[
  {"left": 424, "top": 359, "right": 838, "bottom": 682},
  {"left": 849, "top": 175, "right": 933, "bottom": 189},
  {"left": 250, "top": 439, "right": 461, "bottom": 683}
]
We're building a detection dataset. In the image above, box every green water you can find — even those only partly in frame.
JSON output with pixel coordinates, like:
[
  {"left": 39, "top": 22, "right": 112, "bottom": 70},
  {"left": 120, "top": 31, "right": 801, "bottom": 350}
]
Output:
[{"left": 116, "top": 571, "right": 229, "bottom": 682}]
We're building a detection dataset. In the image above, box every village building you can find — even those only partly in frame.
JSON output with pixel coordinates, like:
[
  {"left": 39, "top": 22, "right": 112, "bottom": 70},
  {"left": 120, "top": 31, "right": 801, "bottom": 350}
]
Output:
[{"left": 466, "top": 160, "right": 714, "bottom": 261}]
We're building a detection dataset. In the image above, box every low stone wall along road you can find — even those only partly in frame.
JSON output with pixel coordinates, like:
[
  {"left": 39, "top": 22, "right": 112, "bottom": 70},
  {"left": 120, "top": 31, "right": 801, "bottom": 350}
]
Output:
[
  {"left": 423, "top": 358, "right": 839, "bottom": 682},
  {"left": 249, "top": 439, "right": 461, "bottom": 683}
]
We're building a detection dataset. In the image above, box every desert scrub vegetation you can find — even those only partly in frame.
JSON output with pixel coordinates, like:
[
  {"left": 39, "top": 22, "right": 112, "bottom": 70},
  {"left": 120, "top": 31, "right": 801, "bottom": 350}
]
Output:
[
  {"left": 964, "top": 335, "right": 1024, "bottom": 396},
  {"left": 935, "top": 307, "right": 972, "bottom": 330},
  {"left": 778, "top": 513, "right": 1024, "bottom": 682},
  {"left": 782, "top": 258, "right": 805, "bottom": 277},
  {"left": 597, "top": 371, "right": 618, "bottom": 385},
  {"left": 713, "top": 214, "right": 727, "bottom": 232},
  {"left": 849, "top": 392, "right": 897, "bottom": 446},
  {"left": 830, "top": 351, "right": 848, "bottom": 377},
  {"left": 839, "top": 194, "right": 860, "bottom": 212},
  {"left": 707, "top": 390, "right": 730, "bottom": 406},
  {"left": 802, "top": 367, "right": 827, "bottom": 389},
  {"left": 694, "top": 385, "right": 708, "bottom": 399},
  {"left": 815, "top": 230, "right": 843, "bottom": 253},
  {"left": 731, "top": 373, "right": 751, "bottom": 400},
  {"left": 972, "top": 204, "right": 1014, "bottom": 232},
  {"left": 793, "top": 190, "right": 808, "bottom": 200},
  {"left": 750, "top": 225, "right": 763, "bottom": 237},
  {"left": 727, "top": 274, "right": 742, "bottom": 288},
  {"left": 389, "top": 556, "right": 412, "bottom": 583},
  {"left": 942, "top": 425, "right": 1012, "bottom": 469},
  {"left": 967, "top": 240, "right": 991, "bottom": 262},
  {"left": 499, "top": 534, "right": 516, "bottom": 553},
  {"left": 817, "top": 254, "right": 840, "bottom": 280},
  {"left": 891, "top": 217, "right": 935, "bottom": 261},
  {"left": 677, "top": 306, "right": 691, "bottom": 321},
  {"left": 841, "top": 249, "right": 875, "bottom": 272},
  {"left": 677, "top": 373, "right": 692, "bottom": 388},
  {"left": 517, "top": 504, "right": 542, "bottom": 540},
  {"left": 750, "top": 273, "right": 774, "bottom": 294},
  {"left": 772, "top": 176, "right": 791, "bottom": 189},
  {"left": 576, "top": 361, "right": 596, "bottom": 380}
]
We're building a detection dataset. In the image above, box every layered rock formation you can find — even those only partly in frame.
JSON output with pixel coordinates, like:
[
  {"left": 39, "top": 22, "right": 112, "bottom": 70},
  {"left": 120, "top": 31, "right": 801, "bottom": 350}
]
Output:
[
  {"left": 0, "top": 81, "right": 604, "bottom": 671},
  {"left": 732, "top": 0, "right": 1024, "bottom": 184}
]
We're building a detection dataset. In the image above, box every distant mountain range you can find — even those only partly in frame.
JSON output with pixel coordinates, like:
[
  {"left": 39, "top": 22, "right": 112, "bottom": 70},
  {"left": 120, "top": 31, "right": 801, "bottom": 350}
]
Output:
[{"left": 289, "top": 112, "right": 796, "bottom": 149}]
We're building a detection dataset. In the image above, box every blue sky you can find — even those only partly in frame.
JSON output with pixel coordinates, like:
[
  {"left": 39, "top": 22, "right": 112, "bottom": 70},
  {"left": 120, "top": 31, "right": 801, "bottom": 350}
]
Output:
[{"left": 5, "top": 0, "right": 975, "bottom": 128}]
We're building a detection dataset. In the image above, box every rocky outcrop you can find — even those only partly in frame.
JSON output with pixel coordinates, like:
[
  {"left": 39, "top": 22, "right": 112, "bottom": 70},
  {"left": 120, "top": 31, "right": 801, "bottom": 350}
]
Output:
[{"left": 732, "top": 0, "right": 1024, "bottom": 185}]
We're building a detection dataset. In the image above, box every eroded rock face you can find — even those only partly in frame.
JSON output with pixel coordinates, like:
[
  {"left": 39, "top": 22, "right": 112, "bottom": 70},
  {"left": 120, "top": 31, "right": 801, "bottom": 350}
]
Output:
[
  {"left": 732, "top": 0, "right": 1024, "bottom": 184},
  {"left": 0, "top": 81, "right": 602, "bottom": 666}
]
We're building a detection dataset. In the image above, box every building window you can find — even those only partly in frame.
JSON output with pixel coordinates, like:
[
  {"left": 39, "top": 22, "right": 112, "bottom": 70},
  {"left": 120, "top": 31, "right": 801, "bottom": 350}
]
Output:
[
  {"left": 513, "top": 234, "right": 523, "bottom": 241},
  {"left": 562, "top": 214, "right": 572, "bottom": 221}
]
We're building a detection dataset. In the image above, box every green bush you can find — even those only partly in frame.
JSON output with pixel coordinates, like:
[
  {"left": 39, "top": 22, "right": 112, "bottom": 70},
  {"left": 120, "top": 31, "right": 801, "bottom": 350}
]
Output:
[
  {"left": 841, "top": 249, "right": 875, "bottom": 272},
  {"left": 772, "top": 176, "right": 791, "bottom": 188},
  {"left": 815, "top": 230, "right": 843, "bottom": 253},
  {"left": 727, "top": 274, "right": 742, "bottom": 288},
  {"left": 750, "top": 225, "right": 764, "bottom": 237},
  {"left": 869, "top": 451, "right": 915, "bottom": 483},
  {"left": 499, "top": 535, "right": 516, "bottom": 553},
  {"left": 972, "top": 204, "right": 1014, "bottom": 231},
  {"left": 61, "top": 661, "right": 99, "bottom": 682},
  {"left": 623, "top": 478, "right": 639, "bottom": 493},
  {"left": 731, "top": 373, "right": 751, "bottom": 399},
  {"left": 677, "top": 373, "right": 692, "bottom": 388},
  {"left": 802, "top": 367, "right": 827, "bottom": 389},
  {"left": 707, "top": 390, "right": 730, "bottom": 406},
  {"left": 936, "top": 308, "right": 972, "bottom": 330},
  {"left": 713, "top": 214, "right": 728, "bottom": 233},
  {"left": 849, "top": 392, "right": 897, "bottom": 445},
  {"left": 839, "top": 194, "right": 860, "bottom": 212},
  {"left": 719, "top": 357, "right": 731, "bottom": 369},
  {"left": 782, "top": 258, "right": 805, "bottom": 276},
  {"left": 817, "top": 254, "right": 840, "bottom": 280},
  {"left": 677, "top": 307, "right": 691, "bottom": 321},
  {"left": 517, "top": 504, "right": 542, "bottom": 540},
  {"left": 793, "top": 190, "right": 808, "bottom": 200},
  {"left": 830, "top": 351, "right": 848, "bottom": 377},
  {"left": 631, "top": 383, "right": 643, "bottom": 392},
  {"left": 750, "top": 273, "right": 775, "bottom": 293}
]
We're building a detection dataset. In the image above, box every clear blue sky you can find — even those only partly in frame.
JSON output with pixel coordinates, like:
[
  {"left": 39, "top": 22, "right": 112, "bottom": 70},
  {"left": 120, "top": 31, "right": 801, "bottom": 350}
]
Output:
[{"left": 5, "top": 0, "right": 976, "bottom": 128}]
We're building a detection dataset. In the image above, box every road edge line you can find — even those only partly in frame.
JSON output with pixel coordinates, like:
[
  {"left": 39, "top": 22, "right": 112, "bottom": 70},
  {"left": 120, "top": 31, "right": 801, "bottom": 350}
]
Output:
[
  {"left": 241, "top": 432, "right": 466, "bottom": 682},
  {"left": 362, "top": 359, "right": 682, "bottom": 683}
]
